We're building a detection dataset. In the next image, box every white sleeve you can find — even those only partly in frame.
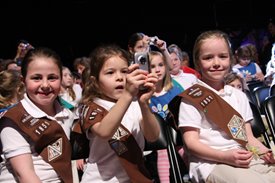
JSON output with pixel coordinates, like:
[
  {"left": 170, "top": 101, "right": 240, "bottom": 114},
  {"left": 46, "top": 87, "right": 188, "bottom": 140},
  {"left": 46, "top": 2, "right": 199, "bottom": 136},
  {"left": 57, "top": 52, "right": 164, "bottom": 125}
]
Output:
[
  {"left": 1, "top": 127, "right": 31, "bottom": 159},
  {"left": 178, "top": 99, "right": 202, "bottom": 129}
]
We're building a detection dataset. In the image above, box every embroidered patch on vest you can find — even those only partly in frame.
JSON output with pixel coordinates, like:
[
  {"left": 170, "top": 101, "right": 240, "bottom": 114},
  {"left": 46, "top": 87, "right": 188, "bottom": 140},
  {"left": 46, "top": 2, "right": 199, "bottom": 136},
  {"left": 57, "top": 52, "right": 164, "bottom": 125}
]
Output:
[
  {"left": 227, "top": 115, "right": 247, "bottom": 141},
  {"left": 48, "top": 138, "right": 62, "bottom": 161},
  {"left": 89, "top": 107, "right": 103, "bottom": 120},
  {"left": 188, "top": 87, "right": 202, "bottom": 97},
  {"left": 110, "top": 141, "right": 128, "bottom": 155},
  {"left": 110, "top": 127, "right": 129, "bottom": 155},
  {"left": 113, "top": 126, "right": 129, "bottom": 140}
]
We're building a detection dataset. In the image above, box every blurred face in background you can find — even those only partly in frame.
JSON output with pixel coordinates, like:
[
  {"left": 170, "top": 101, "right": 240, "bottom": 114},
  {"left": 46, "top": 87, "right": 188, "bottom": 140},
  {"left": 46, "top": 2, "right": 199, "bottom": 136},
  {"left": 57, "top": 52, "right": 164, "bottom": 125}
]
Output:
[
  {"left": 169, "top": 52, "right": 182, "bottom": 75},
  {"left": 150, "top": 54, "right": 166, "bottom": 83},
  {"left": 62, "top": 67, "right": 74, "bottom": 88},
  {"left": 228, "top": 78, "right": 243, "bottom": 91}
]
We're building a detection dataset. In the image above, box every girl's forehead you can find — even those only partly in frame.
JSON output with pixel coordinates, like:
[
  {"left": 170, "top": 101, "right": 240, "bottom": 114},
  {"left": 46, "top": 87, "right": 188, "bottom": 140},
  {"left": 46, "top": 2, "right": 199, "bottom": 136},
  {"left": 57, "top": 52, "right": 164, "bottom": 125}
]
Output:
[{"left": 103, "top": 56, "right": 127, "bottom": 68}]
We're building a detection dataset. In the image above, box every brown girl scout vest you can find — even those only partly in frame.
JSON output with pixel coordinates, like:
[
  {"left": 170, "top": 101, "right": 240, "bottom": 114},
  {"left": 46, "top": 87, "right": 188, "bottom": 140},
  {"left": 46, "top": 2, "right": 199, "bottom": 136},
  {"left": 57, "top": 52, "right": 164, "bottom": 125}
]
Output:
[
  {"left": 178, "top": 84, "right": 248, "bottom": 148},
  {"left": 0, "top": 102, "right": 73, "bottom": 183},
  {"left": 79, "top": 102, "right": 153, "bottom": 183}
]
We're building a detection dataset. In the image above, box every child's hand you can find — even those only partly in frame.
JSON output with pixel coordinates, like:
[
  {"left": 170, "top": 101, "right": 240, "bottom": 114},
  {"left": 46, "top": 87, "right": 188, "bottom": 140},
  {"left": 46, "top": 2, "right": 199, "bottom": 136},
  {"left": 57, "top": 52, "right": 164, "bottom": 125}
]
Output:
[
  {"left": 260, "top": 150, "right": 275, "bottom": 164},
  {"left": 126, "top": 64, "right": 149, "bottom": 97},
  {"left": 223, "top": 149, "right": 253, "bottom": 168},
  {"left": 245, "top": 73, "right": 253, "bottom": 82},
  {"left": 255, "top": 73, "right": 265, "bottom": 81},
  {"left": 137, "top": 72, "right": 158, "bottom": 103}
]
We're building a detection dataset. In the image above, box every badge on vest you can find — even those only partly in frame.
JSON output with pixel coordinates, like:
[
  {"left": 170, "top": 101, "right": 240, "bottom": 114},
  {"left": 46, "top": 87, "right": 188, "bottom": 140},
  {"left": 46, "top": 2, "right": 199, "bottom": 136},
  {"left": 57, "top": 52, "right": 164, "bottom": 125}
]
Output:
[
  {"left": 48, "top": 138, "right": 63, "bottom": 161},
  {"left": 89, "top": 107, "right": 103, "bottom": 120},
  {"left": 227, "top": 115, "right": 247, "bottom": 142},
  {"left": 109, "top": 126, "right": 129, "bottom": 155},
  {"left": 187, "top": 86, "right": 202, "bottom": 97}
]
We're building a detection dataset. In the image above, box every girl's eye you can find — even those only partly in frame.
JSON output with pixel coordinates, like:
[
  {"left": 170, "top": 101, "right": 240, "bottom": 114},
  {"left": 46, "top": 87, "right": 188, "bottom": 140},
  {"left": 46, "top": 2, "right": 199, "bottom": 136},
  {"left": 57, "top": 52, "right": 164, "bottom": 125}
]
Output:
[
  {"left": 31, "top": 76, "right": 42, "bottom": 81},
  {"left": 48, "top": 75, "right": 59, "bottom": 81},
  {"left": 106, "top": 71, "right": 114, "bottom": 75}
]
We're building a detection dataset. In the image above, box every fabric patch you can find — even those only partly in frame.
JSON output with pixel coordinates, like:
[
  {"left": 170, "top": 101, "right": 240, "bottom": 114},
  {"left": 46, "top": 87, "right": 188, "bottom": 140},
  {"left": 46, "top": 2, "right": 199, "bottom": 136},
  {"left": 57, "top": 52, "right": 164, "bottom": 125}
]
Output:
[
  {"left": 227, "top": 115, "right": 247, "bottom": 141},
  {"left": 89, "top": 108, "right": 103, "bottom": 120},
  {"left": 48, "top": 138, "right": 62, "bottom": 161}
]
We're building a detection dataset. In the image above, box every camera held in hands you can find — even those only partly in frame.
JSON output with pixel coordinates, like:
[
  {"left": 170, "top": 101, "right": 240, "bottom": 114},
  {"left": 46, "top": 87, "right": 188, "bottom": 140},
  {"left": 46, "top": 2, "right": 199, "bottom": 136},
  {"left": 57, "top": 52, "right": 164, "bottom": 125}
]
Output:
[
  {"left": 134, "top": 52, "right": 150, "bottom": 90},
  {"left": 149, "top": 36, "right": 158, "bottom": 46},
  {"left": 134, "top": 52, "right": 150, "bottom": 72}
]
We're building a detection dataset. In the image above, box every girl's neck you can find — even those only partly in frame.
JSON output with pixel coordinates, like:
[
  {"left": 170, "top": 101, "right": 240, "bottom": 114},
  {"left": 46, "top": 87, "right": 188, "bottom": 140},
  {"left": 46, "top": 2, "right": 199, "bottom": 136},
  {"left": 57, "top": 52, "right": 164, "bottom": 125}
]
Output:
[
  {"left": 38, "top": 103, "right": 56, "bottom": 117},
  {"left": 202, "top": 78, "right": 224, "bottom": 91},
  {"left": 171, "top": 70, "right": 180, "bottom": 76},
  {"left": 155, "top": 81, "right": 164, "bottom": 94},
  {"left": 60, "top": 86, "right": 67, "bottom": 94}
]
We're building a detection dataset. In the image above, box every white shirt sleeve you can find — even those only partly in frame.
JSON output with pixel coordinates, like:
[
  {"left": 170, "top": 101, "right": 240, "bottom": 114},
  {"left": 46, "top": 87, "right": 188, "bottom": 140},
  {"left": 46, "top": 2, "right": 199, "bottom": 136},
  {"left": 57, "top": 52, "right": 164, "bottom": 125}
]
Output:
[{"left": 1, "top": 127, "right": 31, "bottom": 159}]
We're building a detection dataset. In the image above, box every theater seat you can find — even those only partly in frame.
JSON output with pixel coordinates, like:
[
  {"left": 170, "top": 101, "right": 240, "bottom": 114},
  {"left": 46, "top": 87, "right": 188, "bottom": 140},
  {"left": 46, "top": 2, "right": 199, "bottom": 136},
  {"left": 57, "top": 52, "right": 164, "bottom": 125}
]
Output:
[
  {"left": 262, "top": 95, "right": 275, "bottom": 143},
  {"left": 249, "top": 101, "right": 270, "bottom": 148}
]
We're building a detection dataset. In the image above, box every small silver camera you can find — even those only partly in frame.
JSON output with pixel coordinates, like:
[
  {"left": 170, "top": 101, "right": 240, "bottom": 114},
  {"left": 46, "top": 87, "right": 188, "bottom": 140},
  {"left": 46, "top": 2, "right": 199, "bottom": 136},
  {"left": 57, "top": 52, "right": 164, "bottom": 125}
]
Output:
[
  {"left": 134, "top": 52, "right": 149, "bottom": 72},
  {"left": 22, "top": 43, "right": 29, "bottom": 49},
  {"left": 134, "top": 52, "right": 150, "bottom": 90},
  {"left": 149, "top": 36, "right": 158, "bottom": 46}
]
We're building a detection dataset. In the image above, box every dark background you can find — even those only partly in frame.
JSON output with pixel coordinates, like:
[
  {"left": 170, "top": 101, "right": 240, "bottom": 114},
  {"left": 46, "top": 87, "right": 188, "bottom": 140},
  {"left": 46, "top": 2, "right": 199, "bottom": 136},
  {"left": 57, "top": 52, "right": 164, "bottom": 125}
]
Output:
[{"left": 0, "top": 0, "right": 274, "bottom": 68}]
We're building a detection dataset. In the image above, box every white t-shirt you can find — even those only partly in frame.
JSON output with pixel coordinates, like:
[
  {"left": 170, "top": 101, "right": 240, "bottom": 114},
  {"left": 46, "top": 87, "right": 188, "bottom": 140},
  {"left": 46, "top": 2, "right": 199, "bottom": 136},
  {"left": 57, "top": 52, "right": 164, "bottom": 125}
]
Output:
[
  {"left": 178, "top": 81, "right": 253, "bottom": 182},
  {"left": 170, "top": 70, "right": 198, "bottom": 90},
  {"left": 81, "top": 98, "right": 144, "bottom": 183},
  {"left": 0, "top": 94, "right": 74, "bottom": 183},
  {"left": 59, "top": 83, "right": 83, "bottom": 107}
]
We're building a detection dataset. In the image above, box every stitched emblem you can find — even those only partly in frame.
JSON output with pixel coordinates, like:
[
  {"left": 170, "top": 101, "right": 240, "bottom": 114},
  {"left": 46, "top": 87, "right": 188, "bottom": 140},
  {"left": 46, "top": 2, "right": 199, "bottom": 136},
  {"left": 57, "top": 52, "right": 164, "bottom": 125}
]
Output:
[
  {"left": 110, "top": 127, "right": 129, "bottom": 155},
  {"left": 188, "top": 87, "right": 203, "bottom": 97},
  {"left": 110, "top": 141, "right": 128, "bottom": 155},
  {"left": 48, "top": 138, "right": 62, "bottom": 161},
  {"left": 227, "top": 115, "right": 247, "bottom": 141},
  {"left": 89, "top": 107, "right": 103, "bottom": 120}
]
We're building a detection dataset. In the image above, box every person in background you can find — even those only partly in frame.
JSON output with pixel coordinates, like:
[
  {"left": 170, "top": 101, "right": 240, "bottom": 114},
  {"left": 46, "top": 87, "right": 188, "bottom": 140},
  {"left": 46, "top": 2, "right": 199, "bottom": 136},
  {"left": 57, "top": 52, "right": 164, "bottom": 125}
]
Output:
[
  {"left": 178, "top": 30, "right": 275, "bottom": 183},
  {"left": 148, "top": 50, "right": 197, "bottom": 183},
  {"left": 233, "top": 44, "right": 265, "bottom": 82},
  {"left": 2, "top": 59, "right": 21, "bottom": 72},
  {"left": 73, "top": 57, "right": 91, "bottom": 75},
  {"left": 264, "top": 43, "right": 275, "bottom": 86},
  {"left": 127, "top": 32, "right": 172, "bottom": 68},
  {"left": 0, "top": 70, "right": 25, "bottom": 113},
  {"left": 79, "top": 44, "right": 160, "bottom": 183},
  {"left": 59, "top": 66, "right": 83, "bottom": 182},
  {"left": 59, "top": 66, "right": 82, "bottom": 110},
  {"left": 168, "top": 44, "right": 201, "bottom": 79},
  {"left": 14, "top": 40, "right": 34, "bottom": 70},
  {"left": 0, "top": 47, "right": 76, "bottom": 182},
  {"left": 72, "top": 71, "right": 82, "bottom": 85},
  {"left": 224, "top": 71, "right": 248, "bottom": 91},
  {"left": 181, "top": 51, "right": 190, "bottom": 67}
]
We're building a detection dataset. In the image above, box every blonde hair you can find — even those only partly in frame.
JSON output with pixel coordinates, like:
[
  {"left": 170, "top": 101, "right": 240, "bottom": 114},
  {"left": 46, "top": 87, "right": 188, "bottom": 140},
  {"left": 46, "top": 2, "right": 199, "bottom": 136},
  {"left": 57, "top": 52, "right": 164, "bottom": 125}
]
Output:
[
  {"left": 0, "top": 70, "right": 25, "bottom": 109},
  {"left": 148, "top": 51, "right": 173, "bottom": 91},
  {"left": 62, "top": 66, "right": 76, "bottom": 100}
]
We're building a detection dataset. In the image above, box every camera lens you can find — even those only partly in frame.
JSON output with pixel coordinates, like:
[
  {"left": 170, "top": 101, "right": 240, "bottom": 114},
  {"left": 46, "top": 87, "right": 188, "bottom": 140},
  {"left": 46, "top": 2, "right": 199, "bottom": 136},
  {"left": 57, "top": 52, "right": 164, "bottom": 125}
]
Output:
[{"left": 138, "top": 56, "right": 146, "bottom": 65}]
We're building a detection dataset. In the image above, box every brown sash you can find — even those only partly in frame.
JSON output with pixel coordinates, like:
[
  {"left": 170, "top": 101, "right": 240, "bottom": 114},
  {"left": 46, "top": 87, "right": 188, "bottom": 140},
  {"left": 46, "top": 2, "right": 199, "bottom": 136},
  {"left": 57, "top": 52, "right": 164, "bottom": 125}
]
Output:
[
  {"left": 81, "top": 102, "right": 153, "bottom": 183},
  {"left": 0, "top": 103, "right": 73, "bottom": 183},
  {"left": 179, "top": 84, "right": 248, "bottom": 147}
]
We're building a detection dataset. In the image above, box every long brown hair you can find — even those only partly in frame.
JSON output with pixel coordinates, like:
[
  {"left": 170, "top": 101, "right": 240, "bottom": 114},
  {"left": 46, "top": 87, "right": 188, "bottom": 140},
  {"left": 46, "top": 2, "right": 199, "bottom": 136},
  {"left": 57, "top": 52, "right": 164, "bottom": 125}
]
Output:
[{"left": 81, "top": 44, "right": 129, "bottom": 105}]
